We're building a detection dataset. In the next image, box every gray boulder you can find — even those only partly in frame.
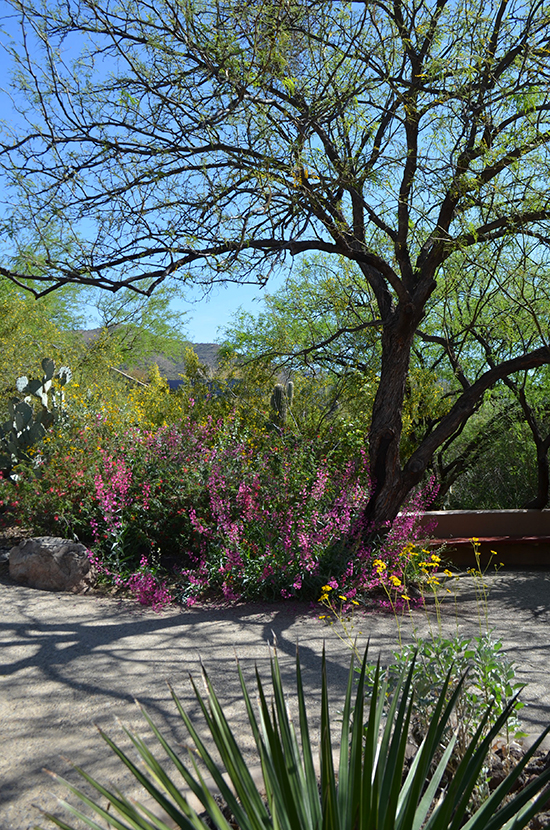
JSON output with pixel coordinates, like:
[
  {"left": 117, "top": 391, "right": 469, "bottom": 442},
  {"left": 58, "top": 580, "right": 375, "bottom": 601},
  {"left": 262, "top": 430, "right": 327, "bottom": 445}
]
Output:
[{"left": 9, "top": 536, "right": 96, "bottom": 593}]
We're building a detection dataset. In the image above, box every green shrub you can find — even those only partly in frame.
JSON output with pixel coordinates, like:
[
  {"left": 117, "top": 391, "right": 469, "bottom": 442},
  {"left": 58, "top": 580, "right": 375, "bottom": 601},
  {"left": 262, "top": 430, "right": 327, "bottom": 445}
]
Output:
[{"left": 364, "top": 634, "right": 526, "bottom": 786}]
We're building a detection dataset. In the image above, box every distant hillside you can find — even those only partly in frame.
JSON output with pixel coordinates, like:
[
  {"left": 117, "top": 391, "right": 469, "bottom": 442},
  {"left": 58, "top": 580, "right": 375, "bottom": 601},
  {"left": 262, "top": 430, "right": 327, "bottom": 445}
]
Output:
[
  {"left": 77, "top": 329, "right": 221, "bottom": 379},
  {"left": 143, "top": 343, "right": 221, "bottom": 380}
]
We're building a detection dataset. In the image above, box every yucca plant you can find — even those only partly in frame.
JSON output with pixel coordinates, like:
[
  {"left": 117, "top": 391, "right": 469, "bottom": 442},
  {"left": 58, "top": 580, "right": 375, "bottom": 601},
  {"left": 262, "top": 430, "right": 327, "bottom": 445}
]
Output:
[{"left": 38, "top": 647, "right": 550, "bottom": 830}]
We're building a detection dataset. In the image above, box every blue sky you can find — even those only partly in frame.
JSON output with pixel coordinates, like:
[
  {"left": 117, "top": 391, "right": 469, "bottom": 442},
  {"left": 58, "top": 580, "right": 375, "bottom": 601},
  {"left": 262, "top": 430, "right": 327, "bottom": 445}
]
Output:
[
  {"left": 0, "top": 6, "right": 286, "bottom": 345},
  {"left": 174, "top": 276, "right": 285, "bottom": 344}
]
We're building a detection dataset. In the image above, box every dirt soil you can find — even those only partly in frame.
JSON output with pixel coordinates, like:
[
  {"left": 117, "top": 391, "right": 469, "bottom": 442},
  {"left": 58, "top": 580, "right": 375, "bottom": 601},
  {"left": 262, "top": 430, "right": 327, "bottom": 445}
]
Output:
[{"left": 1, "top": 536, "right": 550, "bottom": 830}]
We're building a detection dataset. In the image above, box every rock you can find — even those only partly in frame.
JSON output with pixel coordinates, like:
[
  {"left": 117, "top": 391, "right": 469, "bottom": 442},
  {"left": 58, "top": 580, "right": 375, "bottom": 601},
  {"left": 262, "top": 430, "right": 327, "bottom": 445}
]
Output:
[{"left": 9, "top": 536, "right": 96, "bottom": 593}]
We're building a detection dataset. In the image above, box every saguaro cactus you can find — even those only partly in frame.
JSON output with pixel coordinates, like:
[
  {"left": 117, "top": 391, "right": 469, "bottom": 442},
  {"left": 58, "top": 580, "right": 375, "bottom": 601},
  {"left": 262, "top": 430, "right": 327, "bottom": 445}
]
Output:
[
  {"left": 269, "top": 380, "right": 295, "bottom": 428},
  {"left": 270, "top": 383, "right": 288, "bottom": 423},
  {"left": 286, "top": 380, "right": 294, "bottom": 407}
]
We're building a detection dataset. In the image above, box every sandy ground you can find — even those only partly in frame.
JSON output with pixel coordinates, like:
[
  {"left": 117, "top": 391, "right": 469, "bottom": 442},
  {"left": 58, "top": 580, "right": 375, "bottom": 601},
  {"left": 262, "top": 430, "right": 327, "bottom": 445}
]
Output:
[{"left": 1, "top": 568, "right": 550, "bottom": 829}]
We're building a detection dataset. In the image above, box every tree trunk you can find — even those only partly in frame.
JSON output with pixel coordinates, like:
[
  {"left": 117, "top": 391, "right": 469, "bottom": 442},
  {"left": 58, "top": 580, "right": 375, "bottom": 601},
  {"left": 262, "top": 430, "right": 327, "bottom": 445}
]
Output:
[
  {"left": 362, "top": 334, "right": 550, "bottom": 532},
  {"left": 525, "top": 441, "right": 550, "bottom": 509},
  {"left": 362, "top": 309, "right": 420, "bottom": 530}
]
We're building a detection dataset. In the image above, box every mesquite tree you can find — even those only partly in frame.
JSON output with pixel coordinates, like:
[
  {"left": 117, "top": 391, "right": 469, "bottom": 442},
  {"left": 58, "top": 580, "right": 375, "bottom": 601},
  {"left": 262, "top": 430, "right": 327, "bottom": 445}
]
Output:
[{"left": 1, "top": 0, "right": 550, "bottom": 528}]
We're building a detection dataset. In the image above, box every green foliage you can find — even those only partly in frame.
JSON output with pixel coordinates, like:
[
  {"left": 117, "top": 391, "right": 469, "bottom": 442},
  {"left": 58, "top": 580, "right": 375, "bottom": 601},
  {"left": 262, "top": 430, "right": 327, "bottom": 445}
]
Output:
[
  {"left": 436, "top": 394, "right": 537, "bottom": 510},
  {"left": 0, "top": 357, "right": 71, "bottom": 479},
  {"left": 0, "top": 275, "right": 190, "bottom": 430},
  {"left": 365, "top": 635, "right": 526, "bottom": 769},
  {"left": 38, "top": 647, "right": 550, "bottom": 830},
  {"left": 0, "top": 280, "right": 82, "bottom": 406},
  {"left": 89, "top": 284, "right": 189, "bottom": 366},
  {"left": 222, "top": 261, "right": 450, "bottom": 453}
]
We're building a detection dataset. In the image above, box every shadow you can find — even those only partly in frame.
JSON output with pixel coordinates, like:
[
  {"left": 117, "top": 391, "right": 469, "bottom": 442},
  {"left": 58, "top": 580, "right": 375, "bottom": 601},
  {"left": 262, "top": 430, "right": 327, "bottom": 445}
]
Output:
[
  {"left": 0, "top": 582, "right": 409, "bottom": 824},
  {"left": 2, "top": 569, "right": 550, "bottom": 827},
  {"left": 442, "top": 570, "right": 550, "bottom": 622}
]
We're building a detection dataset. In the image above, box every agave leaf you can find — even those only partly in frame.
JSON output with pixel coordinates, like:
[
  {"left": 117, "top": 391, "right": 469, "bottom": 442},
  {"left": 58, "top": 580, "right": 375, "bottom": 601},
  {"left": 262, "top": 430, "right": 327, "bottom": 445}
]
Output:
[
  {"left": 172, "top": 674, "right": 268, "bottom": 830},
  {"left": 114, "top": 719, "right": 213, "bottom": 826},
  {"left": 320, "top": 648, "right": 339, "bottom": 830},
  {"left": 236, "top": 659, "right": 283, "bottom": 819},
  {"left": 253, "top": 666, "right": 297, "bottom": 830},
  {"left": 398, "top": 669, "right": 467, "bottom": 830},
  {"left": 336, "top": 646, "right": 361, "bottom": 829},
  {"left": 460, "top": 724, "right": 550, "bottom": 830},
  {"left": 294, "top": 650, "right": 323, "bottom": 829},
  {"left": 379, "top": 659, "right": 416, "bottom": 830},
  {"left": 96, "top": 728, "right": 201, "bottom": 829},
  {"left": 201, "top": 666, "right": 273, "bottom": 825},
  {"left": 361, "top": 659, "right": 386, "bottom": 830},
  {"left": 260, "top": 666, "right": 310, "bottom": 829},
  {"left": 443, "top": 696, "right": 532, "bottom": 830},
  {"left": 268, "top": 650, "right": 309, "bottom": 817},
  {"left": 410, "top": 733, "right": 458, "bottom": 830},
  {"left": 37, "top": 647, "right": 550, "bottom": 830},
  {"left": 42, "top": 767, "right": 163, "bottom": 830}
]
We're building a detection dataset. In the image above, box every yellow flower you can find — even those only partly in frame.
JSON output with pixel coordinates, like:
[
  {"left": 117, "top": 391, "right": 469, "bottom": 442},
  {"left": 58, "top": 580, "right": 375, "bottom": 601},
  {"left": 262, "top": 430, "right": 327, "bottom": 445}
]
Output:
[
  {"left": 389, "top": 575, "right": 401, "bottom": 587},
  {"left": 338, "top": 595, "right": 347, "bottom": 601},
  {"left": 443, "top": 569, "right": 453, "bottom": 578},
  {"left": 321, "top": 584, "right": 333, "bottom": 592},
  {"left": 402, "top": 594, "right": 410, "bottom": 601}
]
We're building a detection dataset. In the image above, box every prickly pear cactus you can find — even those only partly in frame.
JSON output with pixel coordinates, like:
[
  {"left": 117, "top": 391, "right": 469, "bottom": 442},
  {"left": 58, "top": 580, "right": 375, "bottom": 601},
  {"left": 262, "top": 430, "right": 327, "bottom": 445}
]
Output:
[{"left": 0, "top": 358, "right": 72, "bottom": 481}]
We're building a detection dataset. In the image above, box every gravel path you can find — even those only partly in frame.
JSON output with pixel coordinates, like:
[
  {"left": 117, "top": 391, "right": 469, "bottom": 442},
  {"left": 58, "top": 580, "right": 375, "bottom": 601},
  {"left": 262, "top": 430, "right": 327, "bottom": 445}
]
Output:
[{"left": 1, "top": 569, "right": 550, "bottom": 829}]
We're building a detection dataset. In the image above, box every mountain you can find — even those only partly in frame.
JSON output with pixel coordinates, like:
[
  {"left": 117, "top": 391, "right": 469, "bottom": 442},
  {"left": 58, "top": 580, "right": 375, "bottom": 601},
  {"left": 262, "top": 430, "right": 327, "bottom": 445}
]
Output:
[{"left": 77, "top": 329, "right": 221, "bottom": 379}]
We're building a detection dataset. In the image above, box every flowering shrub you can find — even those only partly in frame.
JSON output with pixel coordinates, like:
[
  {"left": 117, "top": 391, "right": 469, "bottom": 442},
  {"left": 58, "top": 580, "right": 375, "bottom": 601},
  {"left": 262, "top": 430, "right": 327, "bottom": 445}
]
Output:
[
  {"left": 0, "top": 474, "right": 18, "bottom": 528},
  {"left": 88, "top": 550, "right": 173, "bottom": 612},
  {"left": 13, "top": 409, "right": 436, "bottom": 606}
]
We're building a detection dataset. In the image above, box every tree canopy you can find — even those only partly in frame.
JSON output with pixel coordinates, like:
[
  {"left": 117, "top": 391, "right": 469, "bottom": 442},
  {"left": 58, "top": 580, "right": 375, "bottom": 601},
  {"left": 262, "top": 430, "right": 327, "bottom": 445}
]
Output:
[{"left": 2, "top": 0, "right": 550, "bottom": 527}]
